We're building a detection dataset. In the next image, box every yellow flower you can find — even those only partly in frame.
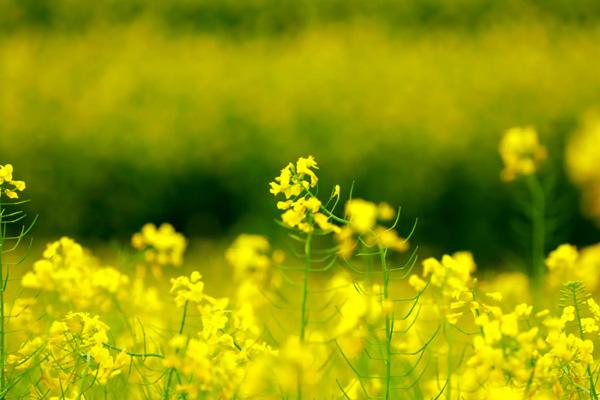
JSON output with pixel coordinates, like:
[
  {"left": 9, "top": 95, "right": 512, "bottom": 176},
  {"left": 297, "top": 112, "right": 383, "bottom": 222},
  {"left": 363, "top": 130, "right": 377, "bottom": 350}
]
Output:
[
  {"left": 170, "top": 271, "right": 205, "bottom": 307},
  {"left": 0, "top": 163, "right": 27, "bottom": 199},
  {"left": 589, "top": 298, "right": 600, "bottom": 320},
  {"left": 408, "top": 274, "right": 427, "bottom": 292},
  {"left": 225, "top": 234, "right": 272, "bottom": 280},
  {"left": 0, "top": 163, "right": 13, "bottom": 183},
  {"left": 368, "top": 226, "right": 409, "bottom": 252},
  {"left": 561, "top": 306, "right": 575, "bottom": 323},
  {"left": 581, "top": 318, "right": 598, "bottom": 334},
  {"left": 269, "top": 163, "right": 303, "bottom": 198},
  {"left": 332, "top": 184, "right": 341, "bottom": 198},
  {"left": 296, "top": 156, "right": 319, "bottom": 187},
  {"left": 345, "top": 198, "right": 378, "bottom": 233},
  {"left": 313, "top": 213, "right": 340, "bottom": 233},
  {"left": 131, "top": 223, "right": 187, "bottom": 268},
  {"left": 499, "top": 126, "right": 547, "bottom": 181},
  {"left": 546, "top": 244, "right": 578, "bottom": 271},
  {"left": 485, "top": 292, "right": 503, "bottom": 302},
  {"left": 377, "top": 202, "right": 396, "bottom": 220},
  {"left": 270, "top": 156, "right": 341, "bottom": 235},
  {"left": 515, "top": 303, "right": 533, "bottom": 317},
  {"left": 269, "top": 156, "right": 319, "bottom": 198}
]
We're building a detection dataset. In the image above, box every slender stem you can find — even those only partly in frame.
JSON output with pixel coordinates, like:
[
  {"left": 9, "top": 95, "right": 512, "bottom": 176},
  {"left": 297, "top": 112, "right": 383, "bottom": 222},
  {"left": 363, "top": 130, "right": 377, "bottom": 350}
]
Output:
[
  {"left": 300, "top": 232, "right": 312, "bottom": 342},
  {"left": 297, "top": 231, "right": 312, "bottom": 400},
  {"left": 163, "top": 301, "right": 189, "bottom": 400},
  {"left": 379, "top": 246, "right": 392, "bottom": 400},
  {"left": 526, "top": 175, "right": 545, "bottom": 296},
  {"left": 572, "top": 292, "right": 599, "bottom": 400},
  {"left": 0, "top": 203, "right": 5, "bottom": 392},
  {"left": 444, "top": 321, "right": 452, "bottom": 400},
  {"left": 102, "top": 343, "right": 164, "bottom": 359}
]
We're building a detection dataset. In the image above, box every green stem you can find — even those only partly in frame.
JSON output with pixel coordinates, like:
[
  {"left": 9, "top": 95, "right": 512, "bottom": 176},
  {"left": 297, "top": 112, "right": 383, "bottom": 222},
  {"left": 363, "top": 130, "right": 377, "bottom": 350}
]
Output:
[
  {"left": 444, "top": 322, "right": 452, "bottom": 400},
  {"left": 379, "top": 246, "right": 392, "bottom": 400},
  {"left": 163, "top": 301, "right": 189, "bottom": 400},
  {"left": 297, "top": 231, "right": 312, "bottom": 400},
  {"left": 526, "top": 175, "right": 545, "bottom": 296},
  {"left": 300, "top": 232, "right": 312, "bottom": 342},
  {"left": 572, "top": 292, "right": 598, "bottom": 400},
  {"left": 0, "top": 205, "right": 5, "bottom": 392}
]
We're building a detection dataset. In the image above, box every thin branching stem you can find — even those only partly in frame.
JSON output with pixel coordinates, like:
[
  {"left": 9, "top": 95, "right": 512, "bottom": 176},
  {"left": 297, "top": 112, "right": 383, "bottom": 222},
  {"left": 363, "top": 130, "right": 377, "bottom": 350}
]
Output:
[{"left": 571, "top": 288, "right": 599, "bottom": 400}]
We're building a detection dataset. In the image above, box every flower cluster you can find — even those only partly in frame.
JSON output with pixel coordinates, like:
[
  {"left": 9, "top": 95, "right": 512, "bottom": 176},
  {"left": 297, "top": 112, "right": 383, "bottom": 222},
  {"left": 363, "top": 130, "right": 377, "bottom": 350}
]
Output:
[
  {"left": 164, "top": 270, "right": 275, "bottom": 399},
  {"left": 545, "top": 243, "right": 600, "bottom": 291},
  {"left": 409, "top": 252, "right": 476, "bottom": 325},
  {"left": 499, "top": 126, "right": 547, "bottom": 181},
  {"left": 225, "top": 234, "right": 274, "bottom": 281},
  {"left": 131, "top": 223, "right": 187, "bottom": 270},
  {"left": 225, "top": 234, "right": 283, "bottom": 308},
  {"left": 6, "top": 143, "right": 600, "bottom": 400},
  {"left": 21, "top": 237, "right": 129, "bottom": 311},
  {"left": 0, "top": 163, "right": 26, "bottom": 199},
  {"left": 9, "top": 312, "right": 128, "bottom": 397},
  {"left": 458, "top": 302, "right": 543, "bottom": 398},
  {"left": 336, "top": 198, "right": 407, "bottom": 258},
  {"left": 270, "top": 156, "right": 340, "bottom": 233}
]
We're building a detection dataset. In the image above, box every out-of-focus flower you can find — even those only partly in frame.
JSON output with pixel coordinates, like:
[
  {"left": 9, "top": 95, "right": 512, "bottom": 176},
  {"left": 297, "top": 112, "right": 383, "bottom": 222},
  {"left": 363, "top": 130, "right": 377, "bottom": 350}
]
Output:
[
  {"left": 499, "top": 126, "right": 547, "bottom": 181},
  {"left": 567, "top": 111, "right": 600, "bottom": 225}
]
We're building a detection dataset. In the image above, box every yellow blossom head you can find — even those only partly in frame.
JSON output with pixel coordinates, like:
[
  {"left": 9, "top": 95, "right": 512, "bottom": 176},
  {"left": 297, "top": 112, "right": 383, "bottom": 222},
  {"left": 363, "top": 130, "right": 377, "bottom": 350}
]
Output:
[
  {"left": 269, "top": 155, "right": 319, "bottom": 198},
  {"left": 0, "top": 163, "right": 27, "bottom": 199},
  {"left": 499, "top": 126, "right": 547, "bottom": 182}
]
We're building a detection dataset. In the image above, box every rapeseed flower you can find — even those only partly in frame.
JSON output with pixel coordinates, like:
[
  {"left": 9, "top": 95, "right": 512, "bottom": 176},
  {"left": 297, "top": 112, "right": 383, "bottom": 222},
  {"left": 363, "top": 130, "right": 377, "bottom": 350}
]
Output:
[
  {"left": 499, "top": 126, "right": 547, "bottom": 181},
  {"left": 270, "top": 156, "right": 340, "bottom": 233},
  {"left": 0, "top": 163, "right": 26, "bottom": 198}
]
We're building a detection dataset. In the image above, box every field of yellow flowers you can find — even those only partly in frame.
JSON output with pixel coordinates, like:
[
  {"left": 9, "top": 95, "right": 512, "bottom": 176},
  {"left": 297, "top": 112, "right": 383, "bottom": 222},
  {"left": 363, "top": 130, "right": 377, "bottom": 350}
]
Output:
[{"left": 1, "top": 123, "right": 600, "bottom": 399}]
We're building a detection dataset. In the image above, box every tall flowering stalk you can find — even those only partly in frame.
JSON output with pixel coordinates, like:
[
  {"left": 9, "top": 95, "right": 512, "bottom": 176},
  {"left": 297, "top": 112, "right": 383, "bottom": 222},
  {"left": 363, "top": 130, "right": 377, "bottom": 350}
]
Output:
[
  {"left": 500, "top": 127, "right": 548, "bottom": 292},
  {"left": 338, "top": 198, "right": 419, "bottom": 399},
  {"left": 270, "top": 156, "right": 342, "bottom": 398},
  {"left": 0, "top": 163, "right": 34, "bottom": 396}
]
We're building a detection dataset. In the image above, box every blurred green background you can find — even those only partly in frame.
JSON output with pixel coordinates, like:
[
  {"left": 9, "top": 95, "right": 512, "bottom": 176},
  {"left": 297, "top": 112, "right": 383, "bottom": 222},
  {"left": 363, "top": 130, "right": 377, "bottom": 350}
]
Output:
[{"left": 1, "top": 0, "right": 599, "bottom": 266}]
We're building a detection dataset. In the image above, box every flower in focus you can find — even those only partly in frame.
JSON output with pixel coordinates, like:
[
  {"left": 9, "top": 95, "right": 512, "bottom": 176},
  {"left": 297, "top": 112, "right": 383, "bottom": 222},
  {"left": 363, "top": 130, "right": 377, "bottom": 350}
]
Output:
[
  {"left": 270, "top": 156, "right": 340, "bottom": 234},
  {"left": 0, "top": 163, "right": 26, "bottom": 199},
  {"left": 270, "top": 155, "right": 318, "bottom": 198}
]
